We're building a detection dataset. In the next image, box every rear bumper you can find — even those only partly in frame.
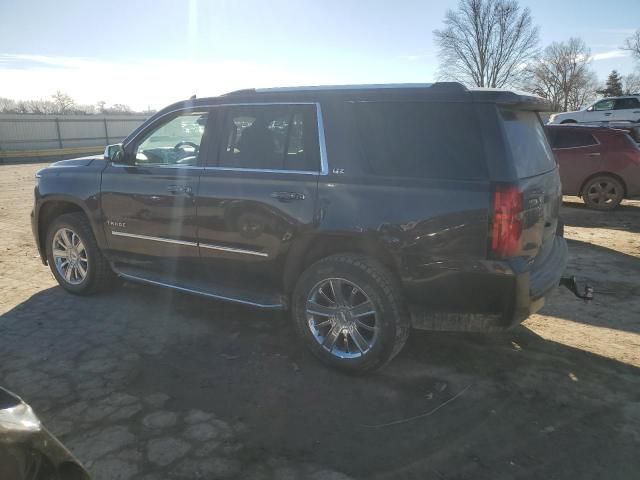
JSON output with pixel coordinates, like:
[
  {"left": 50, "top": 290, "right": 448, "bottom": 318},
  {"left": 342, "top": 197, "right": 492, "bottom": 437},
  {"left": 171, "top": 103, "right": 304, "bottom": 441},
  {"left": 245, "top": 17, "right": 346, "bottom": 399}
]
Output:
[
  {"left": 510, "top": 235, "right": 568, "bottom": 325},
  {"left": 408, "top": 235, "right": 568, "bottom": 331}
]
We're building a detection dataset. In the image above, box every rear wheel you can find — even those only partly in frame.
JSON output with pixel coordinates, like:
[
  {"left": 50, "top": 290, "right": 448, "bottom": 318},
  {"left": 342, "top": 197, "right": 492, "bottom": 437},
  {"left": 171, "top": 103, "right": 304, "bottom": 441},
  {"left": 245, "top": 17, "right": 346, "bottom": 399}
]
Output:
[
  {"left": 581, "top": 175, "right": 624, "bottom": 210},
  {"left": 292, "top": 254, "right": 410, "bottom": 374},
  {"left": 45, "top": 213, "right": 116, "bottom": 294}
]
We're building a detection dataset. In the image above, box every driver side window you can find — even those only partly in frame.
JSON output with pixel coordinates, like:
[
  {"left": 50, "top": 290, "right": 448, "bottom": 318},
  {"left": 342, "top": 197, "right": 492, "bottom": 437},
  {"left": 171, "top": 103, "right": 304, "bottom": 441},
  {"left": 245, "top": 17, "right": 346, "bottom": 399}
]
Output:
[
  {"left": 135, "top": 111, "right": 208, "bottom": 167},
  {"left": 594, "top": 99, "right": 615, "bottom": 111}
]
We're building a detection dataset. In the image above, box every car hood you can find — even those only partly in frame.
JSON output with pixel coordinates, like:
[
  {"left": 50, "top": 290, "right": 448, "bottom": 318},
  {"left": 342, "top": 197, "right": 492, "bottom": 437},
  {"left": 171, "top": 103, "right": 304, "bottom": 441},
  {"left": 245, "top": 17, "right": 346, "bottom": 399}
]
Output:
[{"left": 50, "top": 155, "right": 103, "bottom": 168}]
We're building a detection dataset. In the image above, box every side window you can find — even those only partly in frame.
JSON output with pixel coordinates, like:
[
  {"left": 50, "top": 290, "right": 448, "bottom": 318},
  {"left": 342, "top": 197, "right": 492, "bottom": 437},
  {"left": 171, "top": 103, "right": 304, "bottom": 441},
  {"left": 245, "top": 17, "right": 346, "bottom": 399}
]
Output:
[
  {"left": 135, "top": 111, "right": 208, "bottom": 166},
  {"left": 554, "top": 130, "right": 598, "bottom": 148},
  {"left": 593, "top": 99, "right": 615, "bottom": 111},
  {"left": 615, "top": 98, "right": 640, "bottom": 110},
  {"left": 353, "top": 101, "right": 487, "bottom": 180},
  {"left": 218, "top": 105, "right": 320, "bottom": 171}
]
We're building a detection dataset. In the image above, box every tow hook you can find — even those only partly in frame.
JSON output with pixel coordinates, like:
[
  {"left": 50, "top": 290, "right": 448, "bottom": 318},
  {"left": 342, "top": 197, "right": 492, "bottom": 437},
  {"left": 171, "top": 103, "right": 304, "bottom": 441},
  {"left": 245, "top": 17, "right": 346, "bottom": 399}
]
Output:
[{"left": 560, "top": 276, "right": 594, "bottom": 302}]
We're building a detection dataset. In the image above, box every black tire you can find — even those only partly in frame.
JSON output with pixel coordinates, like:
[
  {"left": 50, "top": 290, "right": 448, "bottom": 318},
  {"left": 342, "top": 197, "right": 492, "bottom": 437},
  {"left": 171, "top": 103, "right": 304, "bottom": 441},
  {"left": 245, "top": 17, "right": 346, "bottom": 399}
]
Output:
[
  {"left": 292, "top": 254, "right": 410, "bottom": 374},
  {"left": 581, "top": 175, "right": 624, "bottom": 211},
  {"left": 560, "top": 119, "right": 577, "bottom": 124},
  {"left": 45, "top": 212, "right": 116, "bottom": 295}
]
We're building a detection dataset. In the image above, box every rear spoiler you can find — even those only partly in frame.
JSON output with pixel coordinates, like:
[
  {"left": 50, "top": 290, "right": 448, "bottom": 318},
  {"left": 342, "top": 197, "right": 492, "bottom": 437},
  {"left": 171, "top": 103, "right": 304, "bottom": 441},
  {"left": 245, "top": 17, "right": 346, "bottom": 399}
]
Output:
[{"left": 469, "top": 88, "right": 552, "bottom": 112}]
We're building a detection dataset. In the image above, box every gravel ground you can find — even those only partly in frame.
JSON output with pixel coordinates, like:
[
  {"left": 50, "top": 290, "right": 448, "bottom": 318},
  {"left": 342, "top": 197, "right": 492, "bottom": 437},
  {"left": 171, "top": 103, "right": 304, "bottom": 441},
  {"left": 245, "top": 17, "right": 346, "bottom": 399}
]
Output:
[{"left": 1, "top": 162, "right": 639, "bottom": 480}]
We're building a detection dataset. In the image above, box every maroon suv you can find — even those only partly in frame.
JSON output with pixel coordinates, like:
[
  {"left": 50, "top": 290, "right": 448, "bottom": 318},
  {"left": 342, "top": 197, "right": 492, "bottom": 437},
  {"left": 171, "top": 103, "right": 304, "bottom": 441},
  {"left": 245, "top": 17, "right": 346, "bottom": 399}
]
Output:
[{"left": 545, "top": 125, "right": 640, "bottom": 210}]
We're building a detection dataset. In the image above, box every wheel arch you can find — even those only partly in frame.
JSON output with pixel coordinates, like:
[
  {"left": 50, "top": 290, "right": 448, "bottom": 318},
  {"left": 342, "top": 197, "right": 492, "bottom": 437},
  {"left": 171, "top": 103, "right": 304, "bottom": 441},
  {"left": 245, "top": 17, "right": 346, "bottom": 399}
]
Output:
[
  {"left": 282, "top": 233, "right": 401, "bottom": 296},
  {"left": 37, "top": 198, "right": 95, "bottom": 264},
  {"left": 579, "top": 171, "right": 627, "bottom": 198}
]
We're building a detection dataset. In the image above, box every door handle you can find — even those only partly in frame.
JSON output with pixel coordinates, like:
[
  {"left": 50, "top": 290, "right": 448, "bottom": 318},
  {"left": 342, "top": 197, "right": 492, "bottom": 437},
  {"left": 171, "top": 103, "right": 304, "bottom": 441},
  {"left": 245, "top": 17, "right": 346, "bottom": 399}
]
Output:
[
  {"left": 271, "top": 191, "right": 305, "bottom": 202},
  {"left": 167, "top": 185, "right": 193, "bottom": 195},
  {"left": 587, "top": 152, "right": 601, "bottom": 157},
  {"left": 604, "top": 113, "right": 612, "bottom": 116}
]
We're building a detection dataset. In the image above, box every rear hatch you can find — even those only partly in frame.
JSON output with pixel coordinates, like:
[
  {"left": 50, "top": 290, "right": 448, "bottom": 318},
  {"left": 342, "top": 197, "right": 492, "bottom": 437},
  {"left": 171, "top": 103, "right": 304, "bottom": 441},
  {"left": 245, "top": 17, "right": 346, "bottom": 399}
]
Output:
[
  {"left": 489, "top": 107, "right": 564, "bottom": 294},
  {"left": 501, "top": 108, "right": 561, "bottom": 257}
]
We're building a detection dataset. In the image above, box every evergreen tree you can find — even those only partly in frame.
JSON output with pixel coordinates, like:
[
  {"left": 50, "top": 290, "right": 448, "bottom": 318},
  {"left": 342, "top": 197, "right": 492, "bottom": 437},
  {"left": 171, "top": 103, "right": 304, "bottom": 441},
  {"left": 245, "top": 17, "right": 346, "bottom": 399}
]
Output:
[{"left": 597, "top": 70, "right": 624, "bottom": 97}]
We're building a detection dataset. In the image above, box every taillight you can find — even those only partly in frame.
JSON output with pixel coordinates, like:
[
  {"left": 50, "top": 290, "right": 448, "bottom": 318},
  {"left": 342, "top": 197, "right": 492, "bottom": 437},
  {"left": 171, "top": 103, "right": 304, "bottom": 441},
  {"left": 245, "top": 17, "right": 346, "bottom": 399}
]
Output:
[{"left": 491, "top": 184, "right": 523, "bottom": 258}]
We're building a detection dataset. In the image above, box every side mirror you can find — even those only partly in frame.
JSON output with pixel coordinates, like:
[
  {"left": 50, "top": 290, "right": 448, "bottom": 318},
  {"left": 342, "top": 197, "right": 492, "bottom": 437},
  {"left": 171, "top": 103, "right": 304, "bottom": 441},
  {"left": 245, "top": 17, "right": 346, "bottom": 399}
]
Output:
[
  {"left": 586, "top": 106, "right": 594, "bottom": 112},
  {"left": 104, "top": 143, "right": 126, "bottom": 163}
]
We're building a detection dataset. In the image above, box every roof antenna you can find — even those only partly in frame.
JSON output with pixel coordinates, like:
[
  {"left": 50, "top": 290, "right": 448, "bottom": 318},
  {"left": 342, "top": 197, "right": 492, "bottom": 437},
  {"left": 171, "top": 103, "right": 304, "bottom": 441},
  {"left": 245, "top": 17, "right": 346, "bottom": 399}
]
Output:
[{"left": 189, "top": 94, "right": 196, "bottom": 100}]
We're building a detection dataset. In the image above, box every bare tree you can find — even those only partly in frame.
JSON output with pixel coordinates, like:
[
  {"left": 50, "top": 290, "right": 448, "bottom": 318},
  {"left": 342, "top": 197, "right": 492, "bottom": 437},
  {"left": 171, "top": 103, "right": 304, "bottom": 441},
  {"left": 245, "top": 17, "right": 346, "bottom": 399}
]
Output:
[
  {"left": 434, "top": 0, "right": 539, "bottom": 88},
  {"left": 623, "top": 30, "right": 640, "bottom": 62},
  {"left": 567, "top": 71, "right": 599, "bottom": 111},
  {"left": 20, "top": 99, "right": 58, "bottom": 114},
  {"left": 108, "top": 104, "right": 132, "bottom": 114},
  {"left": 624, "top": 73, "right": 640, "bottom": 94},
  {"left": 96, "top": 100, "right": 107, "bottom": 114},
  {"left": 0, "top": 97, "right": 17, "bottom": 113},
  {"left": 51, "top": 90, "right": 75, "bottom": 114},
  {"left": 522, "top": 38, "right": 596, "bottom": 111}
]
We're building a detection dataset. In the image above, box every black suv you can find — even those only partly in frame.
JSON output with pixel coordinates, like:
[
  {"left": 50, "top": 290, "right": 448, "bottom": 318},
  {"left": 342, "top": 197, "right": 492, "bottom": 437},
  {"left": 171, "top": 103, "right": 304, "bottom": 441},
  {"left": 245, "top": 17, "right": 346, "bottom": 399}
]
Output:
[{"left": 32, "top": 83, "right": 567, "bottom": 373}]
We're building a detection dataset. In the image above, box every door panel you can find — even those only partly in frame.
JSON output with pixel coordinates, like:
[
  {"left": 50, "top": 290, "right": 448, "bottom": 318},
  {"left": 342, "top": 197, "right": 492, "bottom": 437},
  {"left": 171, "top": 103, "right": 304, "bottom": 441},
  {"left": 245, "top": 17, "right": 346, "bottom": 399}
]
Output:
[
  {"left": 100, "top": 165, "right": 201, "bottom": 264},
  {"left": 197, "top": 170, "right": 318, "bottom": 286},
  {"left": 99, "top": 109, "right": 212, "bottom": 269},
  {"left": 194, "top": 103, "right": 322, "bottom": 290},
  {"left": 555, "top": 147, "right": 602, "bottom": 195},
  {"left": 614, "top": 98, "right": 640, "bottom": 122}
]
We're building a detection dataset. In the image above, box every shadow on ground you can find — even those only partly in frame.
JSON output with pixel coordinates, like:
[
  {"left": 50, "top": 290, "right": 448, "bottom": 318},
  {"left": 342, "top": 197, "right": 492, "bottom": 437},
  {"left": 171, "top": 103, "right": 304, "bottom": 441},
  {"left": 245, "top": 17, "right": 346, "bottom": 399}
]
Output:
[
  {"left": 562, "top": 198, "right": 640, "bottom": 234},
  {"left": 1, "top": 282, "right": 639, "bottom": 480}
]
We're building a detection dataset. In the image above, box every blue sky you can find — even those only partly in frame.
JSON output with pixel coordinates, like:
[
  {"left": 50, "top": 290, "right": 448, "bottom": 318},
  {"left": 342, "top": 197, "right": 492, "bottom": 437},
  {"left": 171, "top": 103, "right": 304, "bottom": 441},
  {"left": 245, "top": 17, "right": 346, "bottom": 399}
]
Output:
[{"left": 0, "top": 0, "right": 638, "bottom": 109}]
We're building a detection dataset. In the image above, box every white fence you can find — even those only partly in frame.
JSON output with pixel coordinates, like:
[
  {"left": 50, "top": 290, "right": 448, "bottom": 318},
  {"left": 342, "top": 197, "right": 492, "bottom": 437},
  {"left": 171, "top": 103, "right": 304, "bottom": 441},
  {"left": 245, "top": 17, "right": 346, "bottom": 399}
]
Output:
[{"left": 0, "top": 114, "right": 147, "bottom": 156}]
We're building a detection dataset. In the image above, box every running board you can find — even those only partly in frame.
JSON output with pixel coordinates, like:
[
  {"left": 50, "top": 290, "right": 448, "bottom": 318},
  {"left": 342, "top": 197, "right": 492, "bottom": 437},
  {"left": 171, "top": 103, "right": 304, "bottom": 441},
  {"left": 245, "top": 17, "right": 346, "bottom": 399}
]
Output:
[{"left": 112, "top": 264, "right": 286, "bottom": 310}]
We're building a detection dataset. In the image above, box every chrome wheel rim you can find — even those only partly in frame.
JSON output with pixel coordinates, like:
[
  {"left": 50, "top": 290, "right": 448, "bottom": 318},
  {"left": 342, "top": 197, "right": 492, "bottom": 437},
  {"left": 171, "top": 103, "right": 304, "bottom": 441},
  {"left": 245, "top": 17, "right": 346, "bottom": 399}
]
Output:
[
  {"left": 306, "top": 278, "right": 378, "bottom": 359},
  {"left": 52, "top": 228, "right": 88, "bottom": 285},
  {"left": 587, "top": 180, "right": 619, "bottom": 206}
]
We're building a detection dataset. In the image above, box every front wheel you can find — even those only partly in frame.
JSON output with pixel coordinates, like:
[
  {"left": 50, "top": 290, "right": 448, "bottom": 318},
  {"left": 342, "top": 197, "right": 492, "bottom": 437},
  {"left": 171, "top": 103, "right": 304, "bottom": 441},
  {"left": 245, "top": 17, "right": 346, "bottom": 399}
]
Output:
[
  {"left": 581, "top": 175, "right": 624, "bottom": 210},
  {"left": 292, "top": 254, "right": 410, "bottom": 374},
  {"left": 45, "top": 212, "right": 116, "bottom": 295}
]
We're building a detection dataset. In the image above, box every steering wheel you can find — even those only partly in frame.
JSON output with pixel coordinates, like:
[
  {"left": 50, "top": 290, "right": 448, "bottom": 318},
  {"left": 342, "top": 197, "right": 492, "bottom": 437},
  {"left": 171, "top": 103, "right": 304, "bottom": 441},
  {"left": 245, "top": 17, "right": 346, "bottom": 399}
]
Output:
[{"left": 174, "top": 141, "right": 199, "bottom": 152}]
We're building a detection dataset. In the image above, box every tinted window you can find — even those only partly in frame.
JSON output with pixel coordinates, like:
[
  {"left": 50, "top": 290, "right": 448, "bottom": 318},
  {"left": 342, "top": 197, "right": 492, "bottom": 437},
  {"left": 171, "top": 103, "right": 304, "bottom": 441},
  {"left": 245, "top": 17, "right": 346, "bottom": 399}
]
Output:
[
  {"left": 135, "top": 112, "right": 208, "bottom": 166},
  {"left": 353, "top": 102, "right": 487, "bottom": 179},
  {"left": 594, "top": 99, "right": 615, "bottom": 111},
  {"left": 615, "top": 98, "right": 640, "bottom": 110},
  {"left": 550, "top": 129, "right": 598, "bottom": 149},
  {"left": 219, "top": 104, "right": 319, "bottom": 171},
  {"left": 500, "top": 109, "right": 555, "bottom": 178}
]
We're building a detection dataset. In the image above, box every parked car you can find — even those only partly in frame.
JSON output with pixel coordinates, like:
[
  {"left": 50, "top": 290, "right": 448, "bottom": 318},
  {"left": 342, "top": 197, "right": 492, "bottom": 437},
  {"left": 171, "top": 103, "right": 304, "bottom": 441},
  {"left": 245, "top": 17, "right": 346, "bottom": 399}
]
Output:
[
  {"left": 32, "top": 83, "right": 568, "bottom": 373},
  {"left": 545, "top": 124, "right": 640, "bottom": 210},
  {"left": 0, "top": 387, "right": 89, "bottom": 480},
  {"left": 548, "top": 95, "right": 640, "bottom": 125}
]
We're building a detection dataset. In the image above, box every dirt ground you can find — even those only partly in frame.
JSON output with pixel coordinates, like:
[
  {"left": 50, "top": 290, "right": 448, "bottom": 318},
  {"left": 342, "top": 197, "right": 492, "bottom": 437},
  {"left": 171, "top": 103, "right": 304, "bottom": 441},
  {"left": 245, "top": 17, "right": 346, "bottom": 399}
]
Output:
[{"left": 1, "top": 162, "right": 639, "bottom": 480}]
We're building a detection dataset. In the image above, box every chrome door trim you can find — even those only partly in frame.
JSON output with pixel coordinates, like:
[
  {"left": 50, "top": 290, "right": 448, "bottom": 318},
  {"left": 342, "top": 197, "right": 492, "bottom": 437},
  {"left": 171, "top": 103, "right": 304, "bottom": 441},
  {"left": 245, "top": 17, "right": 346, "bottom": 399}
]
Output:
[
  {"left": 114, "top": 270, "right": 283, "bottom": 309},
  {"left": 110, "top": 231, "right": 268, "bottom": 257},
  {"left": 202, "top": 166, "right": 317, "bottom": 175},
  {"left": 316, "top": 103, "right": 329, "bottom": 175},
  {"left": 199, "top": 242, "right": 269, "bottom": 257},
  {"left": 110, "top": 163, "right": 204, "bottom": 170},
  {"left": 111, "top": 231, "right": 198, "bottom": 247}
]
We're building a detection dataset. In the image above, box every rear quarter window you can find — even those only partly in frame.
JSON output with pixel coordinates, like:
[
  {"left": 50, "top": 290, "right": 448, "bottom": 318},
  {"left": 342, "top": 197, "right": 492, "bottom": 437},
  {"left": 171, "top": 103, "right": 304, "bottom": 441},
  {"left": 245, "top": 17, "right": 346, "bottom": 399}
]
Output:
[
  {"left": 353, "top": 102, "right": 487, "bottom": 180},
  {"left": 500, "top": 109, "right": 556, "bottom": 178}
]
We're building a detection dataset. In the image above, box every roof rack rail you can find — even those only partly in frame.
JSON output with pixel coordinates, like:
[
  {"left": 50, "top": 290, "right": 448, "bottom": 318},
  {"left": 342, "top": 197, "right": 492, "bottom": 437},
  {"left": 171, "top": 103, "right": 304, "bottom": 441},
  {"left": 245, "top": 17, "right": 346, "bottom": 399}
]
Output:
[{"left": 221, "top": 82, "right": 468, "bottom": 96}]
